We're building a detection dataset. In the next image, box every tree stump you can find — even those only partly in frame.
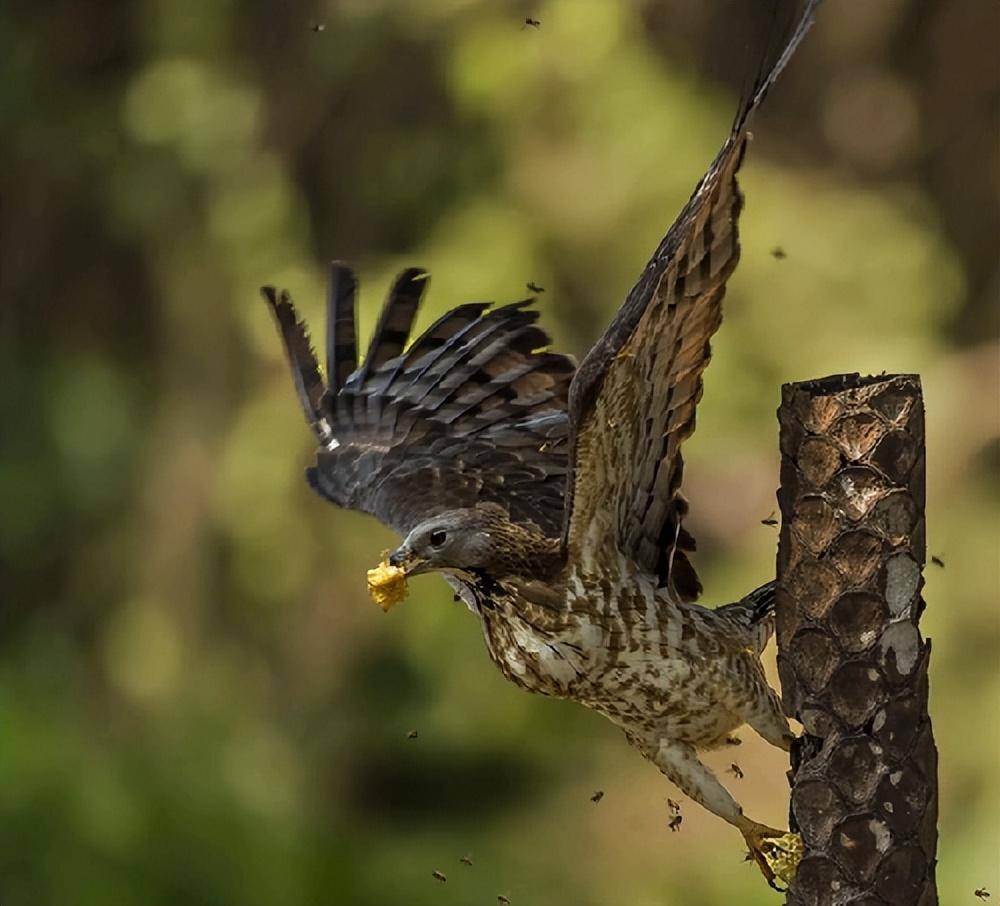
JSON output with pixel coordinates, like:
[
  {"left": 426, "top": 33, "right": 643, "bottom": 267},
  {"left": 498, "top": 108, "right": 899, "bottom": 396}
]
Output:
[{"left": 775, "top": 374, "right": 938, "bottom": 906}]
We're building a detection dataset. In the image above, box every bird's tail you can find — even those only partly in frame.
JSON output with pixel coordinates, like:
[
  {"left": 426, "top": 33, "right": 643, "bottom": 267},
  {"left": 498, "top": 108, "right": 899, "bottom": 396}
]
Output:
[{"left": 716, "top": 580, "right": 776, "bottom": 655}]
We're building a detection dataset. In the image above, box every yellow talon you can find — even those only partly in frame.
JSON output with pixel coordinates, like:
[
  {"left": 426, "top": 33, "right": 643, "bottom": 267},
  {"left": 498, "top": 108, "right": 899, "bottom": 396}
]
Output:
[{"left": 366, "top": 555, "right": 408, "bottom": 611}]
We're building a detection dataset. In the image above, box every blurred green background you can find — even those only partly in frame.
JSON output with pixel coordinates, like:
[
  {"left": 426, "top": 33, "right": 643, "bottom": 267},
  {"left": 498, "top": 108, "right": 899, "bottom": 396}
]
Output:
[{"left": 2, "top": 1, "right": 998, "bottom": 903}]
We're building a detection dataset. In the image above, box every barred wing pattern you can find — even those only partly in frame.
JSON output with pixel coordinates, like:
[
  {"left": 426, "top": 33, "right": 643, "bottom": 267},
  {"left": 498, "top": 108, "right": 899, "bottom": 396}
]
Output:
[
  {"left": 563, "top": 1, "right": 821, "bottom": 601},
  {"left": 263, "top": 265, "right": 574, "bottom": 537}
]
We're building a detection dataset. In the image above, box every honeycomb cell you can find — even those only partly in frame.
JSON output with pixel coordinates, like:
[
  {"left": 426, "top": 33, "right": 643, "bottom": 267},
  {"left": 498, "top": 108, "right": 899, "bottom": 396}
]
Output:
[
  {"left": 870, "top": 429, "right": 918, "bottom": 484},
  {"left": 793, "top": 496, "right": 840, "bottom": 555},
  {"left": 884, "top": 553, "right": 920, "bottom": 616},
  {"left": 830, "top": 592, "right": 889, "bottom": 653},
  {"left": 830, "top": 661, "right": 886, "bottom": 727},
  {"left": 832, "top": 467, "right": 887, "bottom": 521},
  {"left": 791, "top": 628, "right": 842, "bottom": 693},
  {"left": 797, "top": 436, "right": 843, "bottom": 487},
  {"left": 829, "top": 737, "right": 884, "bottom": 804},
  {"left": 875, "top": 846, "right": 927, "bottom": 906},
  {"left": 879, "top": 622, "right": 922, "bottom": 681},
  {"left": 785, "top": 559, "right": 843, "bottom": 619},
  {"left": 875, "top": 768, "right": 927, "bottom": 837},
  {"left": 833, "top": 815, "right": 891, "bottom": 883},
  {"left": 791, "top": 855, "right": 848, "bottom": 906},
  {"left": 829, "top": 531, "right": 883, "bottom": 586},
  {"left": 830, "top": 412, "right": 885, "bottom": 461}
]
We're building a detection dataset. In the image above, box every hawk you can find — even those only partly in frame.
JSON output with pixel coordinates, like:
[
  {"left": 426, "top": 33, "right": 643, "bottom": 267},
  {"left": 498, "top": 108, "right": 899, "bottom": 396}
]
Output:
[{"left": 263, "top": 1, "right": 820, "bottom": 888}]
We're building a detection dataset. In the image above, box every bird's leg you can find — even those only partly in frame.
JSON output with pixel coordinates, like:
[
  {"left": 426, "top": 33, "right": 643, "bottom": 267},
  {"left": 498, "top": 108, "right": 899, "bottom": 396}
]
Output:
[
  {"left": 651, "top": 739, "right": 794, "bottom": 890},
  {"left": 744, "top": 683, "right": 795, "bottom": 752}
]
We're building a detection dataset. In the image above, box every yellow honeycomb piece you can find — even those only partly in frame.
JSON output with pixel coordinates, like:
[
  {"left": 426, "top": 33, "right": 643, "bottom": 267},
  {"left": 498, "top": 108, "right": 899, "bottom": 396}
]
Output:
[{"left": 366, "top": 557, "right": 408, "bottom": 612}]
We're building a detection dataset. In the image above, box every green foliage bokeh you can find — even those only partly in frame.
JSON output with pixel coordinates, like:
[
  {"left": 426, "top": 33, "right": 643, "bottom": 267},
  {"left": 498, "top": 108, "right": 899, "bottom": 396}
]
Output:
[{"left": 2, "top": 1, "right": 997, "bottom": 904}]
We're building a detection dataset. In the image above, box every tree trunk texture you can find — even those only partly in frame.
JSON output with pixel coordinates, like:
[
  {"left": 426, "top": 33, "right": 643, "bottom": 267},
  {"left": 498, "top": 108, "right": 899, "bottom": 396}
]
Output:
[{"left": 774, "top": 374, "right": 938, "bottom": 906}]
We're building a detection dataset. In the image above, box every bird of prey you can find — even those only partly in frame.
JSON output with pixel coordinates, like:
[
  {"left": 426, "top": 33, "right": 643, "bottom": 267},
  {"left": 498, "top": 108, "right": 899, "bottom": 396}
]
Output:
[{"left": 263, "top": 1, "right": 820, "bottom": 888}]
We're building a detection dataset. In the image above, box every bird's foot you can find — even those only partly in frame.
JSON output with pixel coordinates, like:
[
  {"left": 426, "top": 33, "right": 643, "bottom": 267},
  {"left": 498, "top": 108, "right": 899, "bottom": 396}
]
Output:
[{"left": 740, "top": 821, "right": 803, "bottom": 891}]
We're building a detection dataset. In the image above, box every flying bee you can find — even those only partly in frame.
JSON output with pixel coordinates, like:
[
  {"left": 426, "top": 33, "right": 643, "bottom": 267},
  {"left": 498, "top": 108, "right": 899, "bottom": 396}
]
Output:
[
  {"left": 668, "top": 814, "right": 683, "bottom": 832},
  {"left": 431, "top": 870, "right": 447, "bottom": 883},
  {"left": 460, "top": 855, "right": 473, "bottom": 867},
  {"left": 590, "top": 790, "right": 604, "bottom": 803},
  {"left": 667, "top": 798, "right": 681, "bottom": 815},
  {"left": 727, "top": 763, "right": 745, "bottom": 780},
  {"left": 407, "top": 729, "right": 418, "bottom": 739},
  {"left": 725, "top": 735, "right": 742, "bottom": 746},
  {"left": 770, "top": 246, "right": 787, "bottom": 259},
  {"left": 931, "top": 555, "right": 944, "bottom": 568},
  {"left": 761, "top": 511, "right": 778, "bottom": 527},
  {"left": 309, "top": 22, "right": 326, "bottom": 32},
  {"left": 974, "top": 890, "right": 990, "bottom": 901},
  {"left": 498, "top": 897, "right": 512, "bottom": 905},
  {"left": 523, "top": 17, "right": 541, "bottom": 28},
  {"left": 526, "top": 282, "right": 545, "bottom": 293}
]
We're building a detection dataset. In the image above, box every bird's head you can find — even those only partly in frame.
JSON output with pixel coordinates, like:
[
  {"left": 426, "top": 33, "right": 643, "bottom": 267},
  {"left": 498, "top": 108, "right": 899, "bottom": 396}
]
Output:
[
  {"left": 388, "top": 507, "right": 506, "bottom": 578},
  {"left": 388, "top": 504, "right": 560, "bottom": 581}
]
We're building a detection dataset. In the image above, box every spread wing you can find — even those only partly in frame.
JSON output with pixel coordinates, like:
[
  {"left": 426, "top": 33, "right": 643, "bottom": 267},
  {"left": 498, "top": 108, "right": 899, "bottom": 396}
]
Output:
[
  {"left": 263, "top": 265, "right": 574, "bottom": 537},
  {"left": 563, "top": 1, "right": 820, "bottom": 601}
]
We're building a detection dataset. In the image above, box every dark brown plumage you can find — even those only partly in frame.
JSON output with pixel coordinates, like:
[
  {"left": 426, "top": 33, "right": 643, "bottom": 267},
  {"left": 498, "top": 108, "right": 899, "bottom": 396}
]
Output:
[{"left": 263, "top": 0, "right": 822, "bottom": 889}]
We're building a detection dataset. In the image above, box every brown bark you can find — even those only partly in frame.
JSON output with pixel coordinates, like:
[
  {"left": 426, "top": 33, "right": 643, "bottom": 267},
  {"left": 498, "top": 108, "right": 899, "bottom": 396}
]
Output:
[{"left": 775, "top": 374, "right": 938, "bottom": 906}]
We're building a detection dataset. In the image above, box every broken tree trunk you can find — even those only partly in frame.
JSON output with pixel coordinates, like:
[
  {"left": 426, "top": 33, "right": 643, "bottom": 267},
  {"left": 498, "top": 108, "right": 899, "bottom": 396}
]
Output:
[{"left": 774, "top": 374, "right": 938, "bottom": 906}]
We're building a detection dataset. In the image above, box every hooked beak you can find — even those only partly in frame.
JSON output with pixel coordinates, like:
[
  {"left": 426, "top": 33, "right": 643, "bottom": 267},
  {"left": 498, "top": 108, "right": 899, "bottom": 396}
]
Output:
[{"left": 388, "top": 545, "right": 430, "bottom": 576}]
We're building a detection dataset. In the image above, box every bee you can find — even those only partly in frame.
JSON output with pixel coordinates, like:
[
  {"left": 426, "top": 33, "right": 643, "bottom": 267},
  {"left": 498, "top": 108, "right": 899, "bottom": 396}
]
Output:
[
  {"left": 761, "top": 511, "right": 778, "bottom": 527},
  {"left": 526, "top": 282, "right": 545, "bottom": 293},
  {"left": 931, "top": 555, "right": 945, "bottom": 568},
  {"left": 309, "top": 22, "right": 326, "bottom": 33},
  {"left": 590, "top": 790, "right": 604, "bottom": 804},
  {"left": 523, "top": 17, "right": 541, "bottom": 29},
  {"left": 498, "top": 896, "right": 512, "bottom": 905},
  {"left": 407, "top": 729, "right": 419, "bottom": 739},
  {"left": 460, "top": 855, "right": 473, "bottom": 867},
  {"left": 727, "top": 763, "right": 745, "bottom": 780},
  {"left": 431, "top": 870, "right": 447, "bottom": 883},
  {"left": 668, "top": 814, "right": 683, "bottom": 832},
  {"left": 667, "top": 798, "right": 681, "bottom": 815},
  {"left": 725, "top": 735, "right": 742, "bottom": 747},
  {"left": 974, "top": 890, "right": 990, "bottom": 901},
  {"left": 770, "top": 246, "right": 787, "bottom": 260}
]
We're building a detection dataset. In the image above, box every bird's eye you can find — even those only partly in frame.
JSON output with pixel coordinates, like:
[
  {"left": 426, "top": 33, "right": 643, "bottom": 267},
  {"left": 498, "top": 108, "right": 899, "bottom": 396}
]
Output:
[{"left": 429, "top": 530, "right": 447, "bottom": 548}]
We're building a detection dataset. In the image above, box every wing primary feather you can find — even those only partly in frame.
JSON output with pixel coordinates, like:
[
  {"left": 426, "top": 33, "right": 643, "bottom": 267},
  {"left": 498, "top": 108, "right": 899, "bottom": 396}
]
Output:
[
  {"left": 561, "top": 0, "right": 822, "bottom": 589},
  {"left": 261, "top": 285, "right": 331, "bottom": 443},
  {"left": 374, "top": 301, "right": 492, "bottom": 398},
  {"left": 326, "top": 263, "right": 358, "bottom": 393},
  {"left": 354, "top": 267, "right": 428, "bottom": 385}
]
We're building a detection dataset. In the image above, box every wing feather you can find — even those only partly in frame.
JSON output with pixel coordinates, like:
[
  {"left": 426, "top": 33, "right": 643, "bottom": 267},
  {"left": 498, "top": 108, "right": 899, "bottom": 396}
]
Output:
[
  {"left": 563, "top": 0, "right": 820, "bottom": 599},
  {"left": 265, "top": 268, "right": 574, "bottom": 537}
]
